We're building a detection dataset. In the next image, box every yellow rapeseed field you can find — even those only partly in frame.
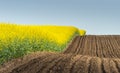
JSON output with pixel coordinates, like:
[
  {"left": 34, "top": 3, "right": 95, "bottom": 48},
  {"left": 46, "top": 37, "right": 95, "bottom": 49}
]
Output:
[
  {"left": 0, "top": 23, "right": 86, "bottom": 44},
  {"left": 0, "top": 23, "right": 86, "bottom": 64},
  {"left": 0, "top": 23, "right": 80, "bottom": 44}
]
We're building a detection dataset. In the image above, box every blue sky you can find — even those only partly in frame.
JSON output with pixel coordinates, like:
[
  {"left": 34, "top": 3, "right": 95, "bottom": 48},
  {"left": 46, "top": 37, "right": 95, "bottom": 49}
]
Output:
[{"left": 0, "top": 0, "right": 120, "bottom": 34}]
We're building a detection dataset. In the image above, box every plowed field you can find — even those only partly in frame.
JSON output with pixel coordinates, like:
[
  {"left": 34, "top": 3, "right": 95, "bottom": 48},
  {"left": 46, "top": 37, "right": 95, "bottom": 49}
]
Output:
[{"left": 0, "top": 35, "right": 120, "bottom": 73}]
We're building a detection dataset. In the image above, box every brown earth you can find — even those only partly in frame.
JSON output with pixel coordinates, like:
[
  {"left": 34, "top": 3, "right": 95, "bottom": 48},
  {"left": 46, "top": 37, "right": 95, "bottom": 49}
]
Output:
[{"left": 0, "top": 35, "right": 120, "bottom": 73}]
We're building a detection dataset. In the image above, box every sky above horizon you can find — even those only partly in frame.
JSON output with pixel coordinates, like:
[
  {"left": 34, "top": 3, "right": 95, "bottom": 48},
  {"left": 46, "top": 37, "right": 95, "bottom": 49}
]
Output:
[{"left": 0, "top": 0, "right": 120, "bottom": 34}]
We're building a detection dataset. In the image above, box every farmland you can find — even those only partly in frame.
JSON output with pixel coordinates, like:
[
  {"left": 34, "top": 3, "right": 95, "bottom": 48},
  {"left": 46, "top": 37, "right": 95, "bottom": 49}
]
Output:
[
  {"left": 0, "top": 23, "right": 86, "bottom": 65},
  {"left": 64, "top": 35, "right": 120, "bottom": 58},
  {"left": 0, "top": 35, "right": 120, "bottom": 73}
]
